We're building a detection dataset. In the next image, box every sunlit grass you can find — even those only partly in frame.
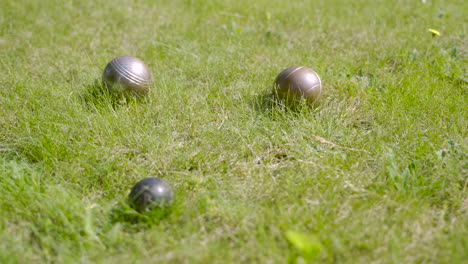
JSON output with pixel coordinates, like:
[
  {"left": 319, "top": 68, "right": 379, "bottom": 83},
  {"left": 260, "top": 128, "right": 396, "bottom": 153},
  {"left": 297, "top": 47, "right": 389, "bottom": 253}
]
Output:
[{"left": 0, "top": 0, "right": 466, "bottom": 263}]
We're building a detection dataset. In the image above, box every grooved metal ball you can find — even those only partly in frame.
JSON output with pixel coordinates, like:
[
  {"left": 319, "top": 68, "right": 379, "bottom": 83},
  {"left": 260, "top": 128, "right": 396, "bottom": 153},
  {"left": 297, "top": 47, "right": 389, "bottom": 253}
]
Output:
[
  {"left": 274, "top": 66, "right": 322, "bottom": 105},
  {"left": 102, "top": 55, "right": 151, "bottom": 95},
  {"left": 128, "top": 177, "right": 174, "bottom": 212}
]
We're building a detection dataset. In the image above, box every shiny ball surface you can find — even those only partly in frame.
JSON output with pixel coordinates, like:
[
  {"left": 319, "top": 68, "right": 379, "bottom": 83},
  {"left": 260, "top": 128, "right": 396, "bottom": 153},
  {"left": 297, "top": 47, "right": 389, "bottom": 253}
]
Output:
[
  {"left": 128, "top": 177, "right": 174, "bottom": 212},
  {"left": 102, "top": 55, "right": 151, "bottom": 95},
  {"left": 274, "top": 66, "right": 322, "bottom": 104}
]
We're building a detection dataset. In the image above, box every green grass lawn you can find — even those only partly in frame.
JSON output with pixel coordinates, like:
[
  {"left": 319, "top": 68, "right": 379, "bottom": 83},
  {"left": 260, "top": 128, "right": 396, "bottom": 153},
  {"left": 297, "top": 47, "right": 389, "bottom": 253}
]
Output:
[{"left": 1, "top": 0, "right": 467, "bottom": 263}]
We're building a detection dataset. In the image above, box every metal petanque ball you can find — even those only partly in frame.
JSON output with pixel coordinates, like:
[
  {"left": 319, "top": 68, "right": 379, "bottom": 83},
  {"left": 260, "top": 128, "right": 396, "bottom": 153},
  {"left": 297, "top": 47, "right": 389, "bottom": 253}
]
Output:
[
  {"left": 128, "top": 177, "right": 174, "bottom": 213},
  {"left": 102, "top": 55, "right": 151, "bottom": 95},
  {"left": 274, "top": 66, "right": 322, "bottom": 105}
]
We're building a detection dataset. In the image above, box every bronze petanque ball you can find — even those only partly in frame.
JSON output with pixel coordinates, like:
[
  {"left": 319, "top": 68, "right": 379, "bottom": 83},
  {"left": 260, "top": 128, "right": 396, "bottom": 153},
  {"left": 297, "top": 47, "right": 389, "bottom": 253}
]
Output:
[
  {"left": 128, "top": 177, "right": 174, "bottom": 213},
  {"left": 274, "top": 66, "right": 322, "bottom": 105},
  {"left": 102, "top": 55, "right": 151, "bottom": 95}
]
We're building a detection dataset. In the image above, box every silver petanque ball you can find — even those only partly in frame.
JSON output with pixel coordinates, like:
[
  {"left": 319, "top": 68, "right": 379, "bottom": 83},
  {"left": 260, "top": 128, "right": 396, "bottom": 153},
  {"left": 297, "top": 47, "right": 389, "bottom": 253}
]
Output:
[
  {"left": 128, "top": 177, "right": 174, "bottom": 213},
  {"left": 274, "top": 66, "right": 322, "bottom": 105},
  {"left": 102, "top": 55, "right": 151, "bottom": 95}
]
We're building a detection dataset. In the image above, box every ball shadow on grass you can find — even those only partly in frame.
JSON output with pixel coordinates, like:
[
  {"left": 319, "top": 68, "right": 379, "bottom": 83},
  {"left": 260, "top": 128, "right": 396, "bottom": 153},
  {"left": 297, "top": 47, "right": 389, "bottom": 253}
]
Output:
[
  {"left": 79, "top": 79, "right": 147, "bottom": 110},
  {"left": 252, "top": 89, "right": 320, "bottom": 116},
  {"left": 108, "top": 200, "right": 174, "bottom": 230}
]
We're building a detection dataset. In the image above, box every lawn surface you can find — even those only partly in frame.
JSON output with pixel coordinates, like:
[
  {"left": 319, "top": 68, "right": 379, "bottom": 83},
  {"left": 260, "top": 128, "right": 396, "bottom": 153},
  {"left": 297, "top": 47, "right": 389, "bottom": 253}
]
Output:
[{"left": 0, "top": 0, "right": 467, "bottom": 263}]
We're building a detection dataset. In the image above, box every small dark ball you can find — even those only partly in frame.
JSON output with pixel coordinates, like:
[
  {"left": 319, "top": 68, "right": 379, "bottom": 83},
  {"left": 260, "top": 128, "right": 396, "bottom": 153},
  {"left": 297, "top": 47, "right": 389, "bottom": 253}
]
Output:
[
  {"left": 274, "top": 66, "right": 322, "bottom": 105},
  {"left": 128, "top": 177, "right": 174, "bottom": 212},
  {"left": 102, "top": 55, "right": 152, "bottom": 95}
]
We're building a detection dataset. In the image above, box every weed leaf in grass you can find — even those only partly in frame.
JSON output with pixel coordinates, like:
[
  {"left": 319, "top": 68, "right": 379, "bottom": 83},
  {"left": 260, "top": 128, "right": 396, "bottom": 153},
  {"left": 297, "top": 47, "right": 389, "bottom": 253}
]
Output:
[{"left": 285, "top": 230, "right": 322, "bottom": 262}]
